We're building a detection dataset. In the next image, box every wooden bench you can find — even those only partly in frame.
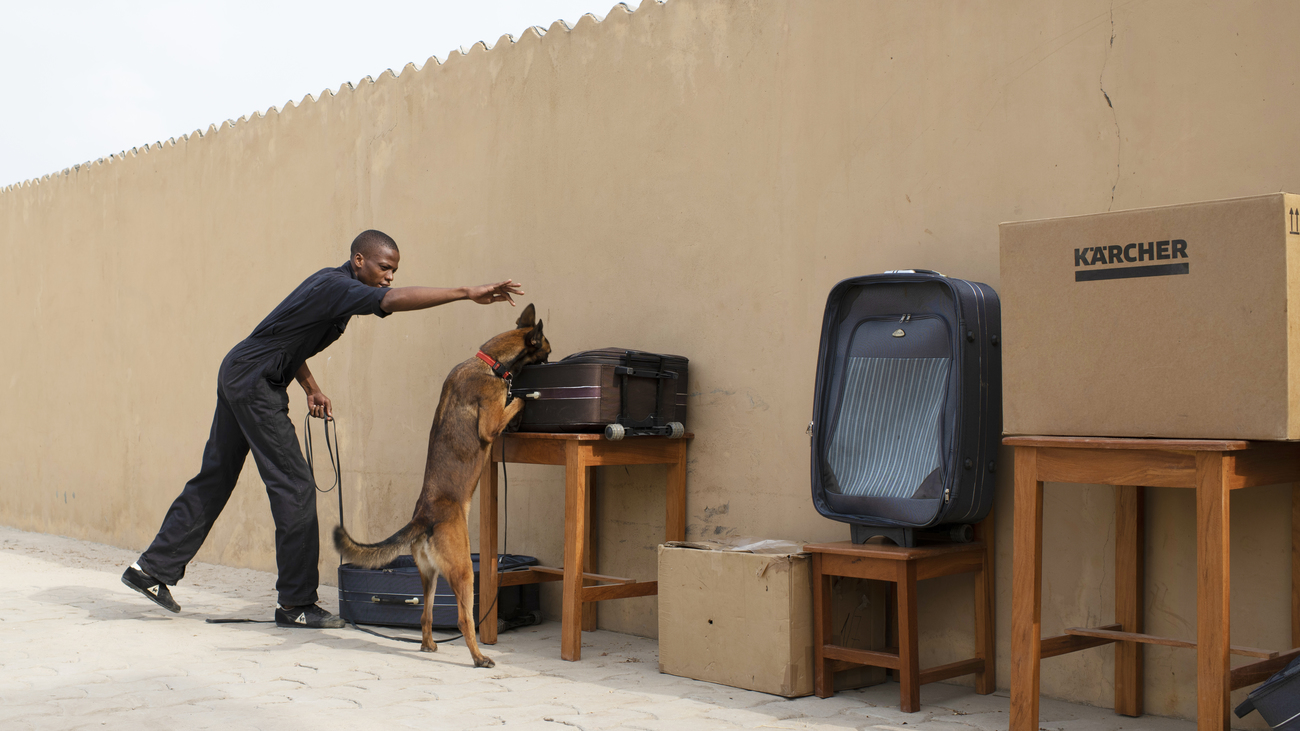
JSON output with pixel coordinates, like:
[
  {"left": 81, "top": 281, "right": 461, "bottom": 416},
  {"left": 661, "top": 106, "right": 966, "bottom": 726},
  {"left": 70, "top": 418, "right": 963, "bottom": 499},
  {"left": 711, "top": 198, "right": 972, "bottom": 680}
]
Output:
[
  {"left": 1006, "top": 436, "right": 1300, "bottom": 730},
  {"left": 477, "top": 432, "right": 691, "bottom": 661},
  {"left": 806, "top": 524, "right": 995, "bottom": 711}
]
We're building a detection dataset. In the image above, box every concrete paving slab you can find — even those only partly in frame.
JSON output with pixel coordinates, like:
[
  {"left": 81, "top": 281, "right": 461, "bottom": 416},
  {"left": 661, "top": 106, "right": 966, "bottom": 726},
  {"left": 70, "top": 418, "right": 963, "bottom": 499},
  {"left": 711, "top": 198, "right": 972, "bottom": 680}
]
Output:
[
  {"left": 544, "top": 708, "right": 660, "bottom": 729},
  {"left": 0, "top": 526, "right": 1207, "bottom": 731}
]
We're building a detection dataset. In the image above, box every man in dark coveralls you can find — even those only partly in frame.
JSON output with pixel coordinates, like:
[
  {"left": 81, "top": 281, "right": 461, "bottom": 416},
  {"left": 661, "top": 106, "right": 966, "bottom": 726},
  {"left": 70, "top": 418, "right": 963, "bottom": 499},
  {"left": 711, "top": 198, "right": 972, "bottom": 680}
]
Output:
[{"left": 121, "top": 230, "right": 524, "bottom": 628}]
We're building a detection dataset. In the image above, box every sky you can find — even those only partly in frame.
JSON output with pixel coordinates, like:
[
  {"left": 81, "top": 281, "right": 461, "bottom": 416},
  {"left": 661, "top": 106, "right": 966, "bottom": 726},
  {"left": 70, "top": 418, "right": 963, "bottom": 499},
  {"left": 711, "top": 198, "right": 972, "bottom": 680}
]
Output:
[{"left": 0, "top": 0, "right": 645, "bottom": 189}]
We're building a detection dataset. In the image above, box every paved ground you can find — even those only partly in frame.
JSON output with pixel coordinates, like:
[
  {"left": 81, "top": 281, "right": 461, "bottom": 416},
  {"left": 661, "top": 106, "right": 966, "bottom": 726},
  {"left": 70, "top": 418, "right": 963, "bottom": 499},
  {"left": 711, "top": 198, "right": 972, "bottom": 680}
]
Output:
[{"left": 0, "top": 526, "right": 1201, "bottom": 731}]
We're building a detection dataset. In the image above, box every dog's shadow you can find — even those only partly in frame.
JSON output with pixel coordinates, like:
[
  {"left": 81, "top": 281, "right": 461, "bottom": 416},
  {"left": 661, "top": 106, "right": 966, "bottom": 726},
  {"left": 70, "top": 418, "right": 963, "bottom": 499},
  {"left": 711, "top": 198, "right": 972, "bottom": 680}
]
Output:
[
  {"left": 23, "top": 584, "right": 495, "bottom": 665},
  {"left": 209, "top": 619, "right": 486, "bottom": 661}
]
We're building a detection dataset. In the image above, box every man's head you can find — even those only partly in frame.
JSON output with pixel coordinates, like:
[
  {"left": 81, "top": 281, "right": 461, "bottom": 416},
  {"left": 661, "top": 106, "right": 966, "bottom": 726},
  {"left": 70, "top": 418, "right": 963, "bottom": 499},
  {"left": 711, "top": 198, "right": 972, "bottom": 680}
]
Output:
[{"left": 350, "top": 230, "right": 400, "bottom": 287}]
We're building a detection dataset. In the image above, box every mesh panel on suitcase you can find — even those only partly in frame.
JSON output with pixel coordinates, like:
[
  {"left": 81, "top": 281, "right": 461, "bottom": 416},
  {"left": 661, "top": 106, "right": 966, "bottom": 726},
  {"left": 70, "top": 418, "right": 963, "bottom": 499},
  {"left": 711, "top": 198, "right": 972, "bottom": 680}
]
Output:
[{"left": 826, "top": 356, "right": 950, "bottom": 498}]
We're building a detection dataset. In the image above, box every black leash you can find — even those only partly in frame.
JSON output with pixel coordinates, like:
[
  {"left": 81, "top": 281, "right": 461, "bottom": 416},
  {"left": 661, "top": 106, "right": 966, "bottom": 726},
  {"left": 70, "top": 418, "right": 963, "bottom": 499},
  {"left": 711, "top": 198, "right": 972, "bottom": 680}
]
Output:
[
  {"left": 303, "top": 413, "right": 345, "bottom": 530},
  {"left": 206, "top": 415, "right": 502, "bottom": 647},
  {"left": 206, "top": 618, "right": 274, "bottom": 624}
]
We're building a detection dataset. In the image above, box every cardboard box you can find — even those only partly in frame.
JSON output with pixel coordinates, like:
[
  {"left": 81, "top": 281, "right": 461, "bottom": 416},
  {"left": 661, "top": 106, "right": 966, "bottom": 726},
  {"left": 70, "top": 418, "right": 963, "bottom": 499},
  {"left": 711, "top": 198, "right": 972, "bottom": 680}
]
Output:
[
  {"left": 657, "top": 540, "right": 885, "bottom": 697},
  {"left": 1000, "top": 193, "right": 1300, "bottom": 439}
]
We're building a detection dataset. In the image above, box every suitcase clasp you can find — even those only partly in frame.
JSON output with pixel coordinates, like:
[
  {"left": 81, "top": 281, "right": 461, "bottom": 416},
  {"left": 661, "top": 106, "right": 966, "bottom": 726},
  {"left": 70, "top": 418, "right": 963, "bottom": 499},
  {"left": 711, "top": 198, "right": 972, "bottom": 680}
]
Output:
[{"left": 370, "top": 596, "right": 421, "bottom": 606}]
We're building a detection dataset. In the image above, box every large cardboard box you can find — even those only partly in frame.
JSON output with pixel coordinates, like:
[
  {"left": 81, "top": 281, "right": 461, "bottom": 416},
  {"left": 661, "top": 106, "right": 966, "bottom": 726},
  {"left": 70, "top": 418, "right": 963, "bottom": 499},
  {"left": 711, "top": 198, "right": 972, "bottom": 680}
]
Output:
[
  {"left": 657, "top": 540, "right": 885, "bottom": 697},
  {"left": 1000, "top": 193, "right": 1300, "bottom": 439}
]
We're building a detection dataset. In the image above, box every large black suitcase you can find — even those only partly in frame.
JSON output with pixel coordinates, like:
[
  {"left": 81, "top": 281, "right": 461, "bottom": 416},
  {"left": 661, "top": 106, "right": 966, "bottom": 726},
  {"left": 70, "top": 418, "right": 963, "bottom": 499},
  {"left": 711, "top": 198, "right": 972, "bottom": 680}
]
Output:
[
  {"left": 809, "top": 270, "right": 1001, "bottom": 547},
  {"left": 510, "top": 348, "right": 689, "bottom": 439},
  {"left": 338, "top": 553, "right": 540, "bottom": 630},
  {"left": 1235, "top": 654, "right": 1300, "bottom": 729}
]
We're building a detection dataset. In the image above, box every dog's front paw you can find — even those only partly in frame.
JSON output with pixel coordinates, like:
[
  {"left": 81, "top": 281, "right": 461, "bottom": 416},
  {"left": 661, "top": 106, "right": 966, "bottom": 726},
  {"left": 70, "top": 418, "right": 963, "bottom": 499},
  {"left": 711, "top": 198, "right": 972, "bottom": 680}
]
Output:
[
  {"left": 474, "top": 656, "right": 496, "bottom": 669},
  {"left": 420, "top": 642, "right": 438, "bottom": 653}
]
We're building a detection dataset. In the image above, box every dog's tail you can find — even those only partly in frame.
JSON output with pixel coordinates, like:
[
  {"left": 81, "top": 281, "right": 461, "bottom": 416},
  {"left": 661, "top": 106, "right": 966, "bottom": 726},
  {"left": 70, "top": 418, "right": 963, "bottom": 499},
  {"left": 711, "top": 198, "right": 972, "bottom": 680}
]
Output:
[{"left": 333, "top": 522, "right": 423, "bottom": 568}]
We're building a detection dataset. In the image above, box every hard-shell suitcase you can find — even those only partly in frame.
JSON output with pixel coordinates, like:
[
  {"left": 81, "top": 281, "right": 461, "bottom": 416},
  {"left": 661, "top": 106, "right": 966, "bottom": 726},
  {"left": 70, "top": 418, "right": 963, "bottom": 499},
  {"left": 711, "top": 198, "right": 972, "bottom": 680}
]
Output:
[
  {"left": 511, "top": 348, "right": 689, "bottom": 439},
  {"left": 338, "top": 553, "right": 540, "bottom": 630},
  {"left": 809, "top": 270, "right": 1001, "bottom": 547},
  {"left": 1235, "top": 654, "right": 1300, "bottom": 729}
]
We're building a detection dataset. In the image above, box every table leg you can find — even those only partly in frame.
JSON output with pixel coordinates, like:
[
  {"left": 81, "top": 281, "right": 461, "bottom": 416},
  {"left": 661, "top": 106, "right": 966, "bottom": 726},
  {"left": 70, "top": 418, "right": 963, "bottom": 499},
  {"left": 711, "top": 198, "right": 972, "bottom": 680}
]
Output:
[
  {"left": 1196, "top": 453, "right": 1231, "bottom": 731},
  {"left": 1010, "top": 446, "right": 1043, "bottom": 731},
  {"left": 666, "top": 441, "right": 687, "bottom": 542},
  {"left": 897, "top": 560, "right": 921, "bottom": 712},
  {"left": 973, "top": 512, "right": 996, "bottom": 695},
  {"left": 813, "top": 553, "right": 834, "bottom": 698},
  {"left": 562, "top": 442, "right": 588, "bottom": 661},
  {"left": 478, "top": 453, "right": 499, "bottom": 645},
  {"left": 886, "top": 583, "right": 898, "bottom": 680},
  {"left": 1293, "top": 484, "right": 1299, "bottom": 649},
  {"left": 1115, "top": 485, "right": 1144, "bottom": 717},
  {"left": 583, "top": 466, "right": 598, "bottom": 632}
]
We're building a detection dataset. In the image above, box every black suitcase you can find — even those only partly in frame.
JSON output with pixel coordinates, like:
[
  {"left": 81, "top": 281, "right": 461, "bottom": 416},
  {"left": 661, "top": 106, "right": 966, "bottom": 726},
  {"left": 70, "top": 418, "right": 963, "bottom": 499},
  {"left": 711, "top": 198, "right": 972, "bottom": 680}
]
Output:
[
  {"left": 809, "top": 270, "right": 1001, "bottom": 547},
  {"left": 510, "top": 348, "right": 689, "bottom": 439},
  {"left": 338, "top": 553, "right": 540, "bottom": 630},
  {"left": 1235, "top": 655, "right": 1300, "bottom": 729}
]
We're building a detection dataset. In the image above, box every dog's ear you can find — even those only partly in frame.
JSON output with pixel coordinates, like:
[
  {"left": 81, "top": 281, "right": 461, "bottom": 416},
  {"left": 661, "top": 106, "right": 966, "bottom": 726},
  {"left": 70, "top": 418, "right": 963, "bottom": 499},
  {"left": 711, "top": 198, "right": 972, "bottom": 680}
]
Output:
[
  {"left": 527, "top": 320, "right": 545, "bottom": 347},
  {"left": 515, "top": 303, "right": 537, "bottom": 330}
]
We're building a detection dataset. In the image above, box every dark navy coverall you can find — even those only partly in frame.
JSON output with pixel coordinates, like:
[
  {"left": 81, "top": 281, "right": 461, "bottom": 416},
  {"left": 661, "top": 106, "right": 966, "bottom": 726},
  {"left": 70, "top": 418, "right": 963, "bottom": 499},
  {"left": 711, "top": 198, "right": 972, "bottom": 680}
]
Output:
[{"left": 138, "top": 260, "right": 389, "bottom": 606}]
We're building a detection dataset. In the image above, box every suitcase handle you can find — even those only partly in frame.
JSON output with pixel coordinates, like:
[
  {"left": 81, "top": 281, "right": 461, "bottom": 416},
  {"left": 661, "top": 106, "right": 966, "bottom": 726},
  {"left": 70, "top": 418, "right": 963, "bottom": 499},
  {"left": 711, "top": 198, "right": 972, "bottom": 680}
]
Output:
[
  {"left": 613, "top": 365, "right": 677, "bottom": 380},
  {"left": 370, "top": 596, "right": 420, "bottom": 606},
  {"left": 883, "top": 269, "right": 946, "bottom": 277}
]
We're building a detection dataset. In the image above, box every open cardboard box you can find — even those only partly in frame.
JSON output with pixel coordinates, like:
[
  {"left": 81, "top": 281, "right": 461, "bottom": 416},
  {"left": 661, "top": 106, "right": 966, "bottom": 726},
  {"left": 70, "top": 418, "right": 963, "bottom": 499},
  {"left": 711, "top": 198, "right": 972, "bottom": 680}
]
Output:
[{"left": 657, "top": 537, "right": 885, "bottom": 697}]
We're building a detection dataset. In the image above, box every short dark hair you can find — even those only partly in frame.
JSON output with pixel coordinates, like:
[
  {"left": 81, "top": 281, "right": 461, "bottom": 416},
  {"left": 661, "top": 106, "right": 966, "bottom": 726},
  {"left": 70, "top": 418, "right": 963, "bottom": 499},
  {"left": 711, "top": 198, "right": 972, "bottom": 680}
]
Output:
[{"left": 350, "top": 229, "right": 399, "bottom": 258}]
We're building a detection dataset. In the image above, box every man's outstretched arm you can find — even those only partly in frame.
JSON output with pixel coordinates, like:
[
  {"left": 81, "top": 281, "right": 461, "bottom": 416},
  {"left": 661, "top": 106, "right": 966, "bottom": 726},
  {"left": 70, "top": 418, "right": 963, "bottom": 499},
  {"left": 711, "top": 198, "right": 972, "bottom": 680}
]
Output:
[{"left": 380, "top": 279, "right": 525, "bottom": 313}]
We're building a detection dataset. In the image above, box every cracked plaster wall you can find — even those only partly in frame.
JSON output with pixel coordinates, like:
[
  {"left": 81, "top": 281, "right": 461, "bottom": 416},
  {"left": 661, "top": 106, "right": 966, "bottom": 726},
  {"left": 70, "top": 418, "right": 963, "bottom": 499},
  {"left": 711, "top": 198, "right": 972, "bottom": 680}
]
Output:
[{"left": 2, "top": 0, "right": 1299, "bottom": 724}]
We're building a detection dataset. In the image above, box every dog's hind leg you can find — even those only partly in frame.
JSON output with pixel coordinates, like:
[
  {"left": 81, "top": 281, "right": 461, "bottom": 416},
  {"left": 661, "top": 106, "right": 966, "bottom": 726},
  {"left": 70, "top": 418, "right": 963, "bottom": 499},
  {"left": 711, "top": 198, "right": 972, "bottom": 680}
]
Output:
[
  {"left": 434, "top": 515, "right": 495, "bottom": 668},
  {"left": 412, "top": 538, "right": 440, "bottom": 653}
]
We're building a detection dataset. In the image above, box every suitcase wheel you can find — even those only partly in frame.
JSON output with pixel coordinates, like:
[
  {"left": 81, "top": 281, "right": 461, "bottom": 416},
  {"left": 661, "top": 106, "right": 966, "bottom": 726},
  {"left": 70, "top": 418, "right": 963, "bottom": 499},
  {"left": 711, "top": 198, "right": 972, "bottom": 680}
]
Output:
[
  {"left": 604, "top": 423, "right": 626, "bottom": 441},
  {"left": 667, "top": 422, "right": 685, "bottom": 439}
]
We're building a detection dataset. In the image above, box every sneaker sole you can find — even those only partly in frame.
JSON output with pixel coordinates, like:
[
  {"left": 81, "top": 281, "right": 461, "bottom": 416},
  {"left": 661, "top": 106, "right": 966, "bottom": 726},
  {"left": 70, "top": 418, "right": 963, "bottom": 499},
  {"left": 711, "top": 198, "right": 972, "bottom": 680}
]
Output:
[
  {"left": 121, "top": 575, "right": 181, "bottom": 614},
  {"left": 275, "top": 621, "right": 346, "bottom": 629}
]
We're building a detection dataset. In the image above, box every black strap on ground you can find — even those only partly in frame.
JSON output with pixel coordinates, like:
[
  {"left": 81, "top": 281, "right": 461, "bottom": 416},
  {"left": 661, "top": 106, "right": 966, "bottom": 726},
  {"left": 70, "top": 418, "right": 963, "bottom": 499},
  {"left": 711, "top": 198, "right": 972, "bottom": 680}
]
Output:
[
  {"left": 205, "top": 618, "right": 274, "bottom": 624},
  {"left": 205, "top": 595, "right": 499, "bottom": 646}
]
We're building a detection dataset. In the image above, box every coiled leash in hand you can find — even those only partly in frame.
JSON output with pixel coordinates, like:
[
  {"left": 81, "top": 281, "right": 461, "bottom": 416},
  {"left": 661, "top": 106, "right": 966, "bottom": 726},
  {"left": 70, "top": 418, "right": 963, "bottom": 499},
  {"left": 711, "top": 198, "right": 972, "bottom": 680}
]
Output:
[
  {"left": 303, "top": 412, "right": 344, "bottom": 525},
  {"left": 208, "top": 414, "right": 499, "bottom": 646}
]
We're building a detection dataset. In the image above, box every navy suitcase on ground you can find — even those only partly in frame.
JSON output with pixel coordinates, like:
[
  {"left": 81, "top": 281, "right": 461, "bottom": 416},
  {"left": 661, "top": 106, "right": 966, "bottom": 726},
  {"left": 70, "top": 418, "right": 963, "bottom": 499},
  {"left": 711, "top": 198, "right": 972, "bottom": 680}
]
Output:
[
  {"left": 338, "top": 553, "right": 540, "bottom": 630},
  {"left": 1235, "top": 655, "right": 1300, "bottom": 729},
  {"left": 809, "top": 270, "right": 1001, "bottom": 547}
]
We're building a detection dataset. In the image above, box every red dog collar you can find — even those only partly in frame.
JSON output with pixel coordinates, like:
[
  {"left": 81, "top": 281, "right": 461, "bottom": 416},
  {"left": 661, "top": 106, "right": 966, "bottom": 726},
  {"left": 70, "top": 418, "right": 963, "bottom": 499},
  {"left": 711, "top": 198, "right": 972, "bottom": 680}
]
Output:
[{"left": 476, "top": 351, "right": 512, "bottom": 380}]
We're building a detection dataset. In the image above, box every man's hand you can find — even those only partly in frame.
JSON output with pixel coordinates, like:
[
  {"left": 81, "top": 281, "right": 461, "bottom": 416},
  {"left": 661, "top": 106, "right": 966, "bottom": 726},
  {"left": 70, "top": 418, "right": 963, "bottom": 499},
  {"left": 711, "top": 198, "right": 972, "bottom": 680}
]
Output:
[
  {"left": 467, "top": 280, "right": 525, "bottom": 306},
  {"left": 295, "top": 363, "right": 333, "bottom": 420},
  {"left": 306, "top": 390, "right": 333, "bottom": 420}
]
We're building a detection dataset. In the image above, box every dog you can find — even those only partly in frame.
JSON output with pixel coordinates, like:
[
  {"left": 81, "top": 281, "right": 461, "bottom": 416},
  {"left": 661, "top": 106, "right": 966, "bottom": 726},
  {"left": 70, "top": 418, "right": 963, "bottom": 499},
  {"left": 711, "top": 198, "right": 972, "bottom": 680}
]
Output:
[{"left": 334, "top": 303, "right": 551, "bottom": 667}]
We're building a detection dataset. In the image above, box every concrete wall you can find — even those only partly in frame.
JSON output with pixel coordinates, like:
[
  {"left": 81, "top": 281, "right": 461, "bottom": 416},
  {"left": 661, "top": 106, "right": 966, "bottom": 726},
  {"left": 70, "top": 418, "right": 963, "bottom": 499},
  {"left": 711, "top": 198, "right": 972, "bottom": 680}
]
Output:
[{"left": 3, "top": 0, "right": 1298, "bottom": 723}]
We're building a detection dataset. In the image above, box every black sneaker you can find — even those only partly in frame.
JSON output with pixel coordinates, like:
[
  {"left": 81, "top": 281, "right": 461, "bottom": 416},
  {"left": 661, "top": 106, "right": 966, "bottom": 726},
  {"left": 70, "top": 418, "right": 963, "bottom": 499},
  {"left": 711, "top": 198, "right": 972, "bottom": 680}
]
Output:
[
  {"left": 121, "top": 564, "right": 181, "bottom": 613},
  {"left": 275, "top": 603, "right": 345, "bottom": 629}
]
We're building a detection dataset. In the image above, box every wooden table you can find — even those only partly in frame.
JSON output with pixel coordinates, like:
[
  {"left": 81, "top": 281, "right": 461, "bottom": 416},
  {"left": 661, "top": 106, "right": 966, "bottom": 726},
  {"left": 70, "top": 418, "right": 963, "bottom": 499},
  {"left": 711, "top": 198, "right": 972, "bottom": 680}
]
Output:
[
  {"left": 1006, "top": 436, "right": 1300, "bottom": 731},
  {"left": 806, "top": 533, "right": 995, "bottom": 711},
  {"left": 477, "top": 432, "right": 691, "bottom": 661}
]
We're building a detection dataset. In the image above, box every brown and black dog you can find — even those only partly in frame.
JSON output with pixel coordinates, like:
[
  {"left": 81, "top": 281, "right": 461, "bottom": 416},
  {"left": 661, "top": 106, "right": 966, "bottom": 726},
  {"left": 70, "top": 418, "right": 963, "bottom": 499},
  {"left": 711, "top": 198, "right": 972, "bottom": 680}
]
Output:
[{"left": 334, "top": 303, "right": 551, "bottom": 667}]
